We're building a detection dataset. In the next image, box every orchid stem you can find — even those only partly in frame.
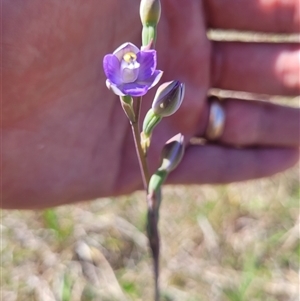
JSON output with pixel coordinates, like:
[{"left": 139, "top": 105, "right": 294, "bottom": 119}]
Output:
[
  {"left": 131, "top": 96, "right": 160, "bottom": 301},
  {"left": 130, "top": 96, "right": 150, "bottom": 191},
  {"left": 147, "top": 190, "right": 161, "bottom": 301}
]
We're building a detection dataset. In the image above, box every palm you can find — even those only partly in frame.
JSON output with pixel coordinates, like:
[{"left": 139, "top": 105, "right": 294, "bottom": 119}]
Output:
[
  {"left": 3, "top": 0, "right": 299, "bottom": 208},
  {"left": 3, "top": 1, "right": 209, "bottom": 207}
]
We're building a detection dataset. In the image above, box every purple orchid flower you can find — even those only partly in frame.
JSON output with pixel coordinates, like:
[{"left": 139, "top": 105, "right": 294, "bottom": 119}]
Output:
[{"left": 103, "top": 42, "right": 163, "bottom": 97}]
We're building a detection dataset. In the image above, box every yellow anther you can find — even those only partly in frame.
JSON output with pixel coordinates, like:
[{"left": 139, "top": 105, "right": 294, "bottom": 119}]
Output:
[{"left": 123, "top": 52, "right": 137, "bottom": 63}]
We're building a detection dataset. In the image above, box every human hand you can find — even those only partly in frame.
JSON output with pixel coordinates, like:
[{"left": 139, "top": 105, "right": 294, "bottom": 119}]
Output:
[{"left": 2, "top": 0, "right": 299, "bottom": 208}]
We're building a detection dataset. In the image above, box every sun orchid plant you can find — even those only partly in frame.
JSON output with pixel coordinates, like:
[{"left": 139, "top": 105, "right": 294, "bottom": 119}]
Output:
[{"left": 103, "top": 1, "right": 185, "bottom": 300}]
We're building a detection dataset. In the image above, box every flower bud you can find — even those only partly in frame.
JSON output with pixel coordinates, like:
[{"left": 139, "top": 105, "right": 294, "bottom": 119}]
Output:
[
  {"left": 152, "top": 80, "right": 185, "bottom": 117},
  {"left": 159, "top": 133, "right": 185, "bottom": 173},
  {"left": 140, "top": 0, "right": 161, "bottom": 27},
  {"left": 140, "top": 131, "right": 151, "bottom": 155},
  {"left": 147, "top": 134, "right": 185, "bottom": 194},
  {"left": 120, "top": 95, "right": 135, "bottom": 122},
  {"left": 148, "top": 169, "right": 167, "bottom": 194},
  {"left": 140, "top": 0, "right": 161, "bottom": 46},
  {"left": 141, "top": 26, "right": 156, "bottom": 48},
  {"left": 141, "top": 108, "right": 162, "bottom": 154},
  {"left": 142, "top": 108, "right": 162, "bottom": 137}
]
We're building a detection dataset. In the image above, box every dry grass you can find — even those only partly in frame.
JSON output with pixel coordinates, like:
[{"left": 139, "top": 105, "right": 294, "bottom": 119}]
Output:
[{"left": 1, "top": 165, "right": 299, "bottom": 301}]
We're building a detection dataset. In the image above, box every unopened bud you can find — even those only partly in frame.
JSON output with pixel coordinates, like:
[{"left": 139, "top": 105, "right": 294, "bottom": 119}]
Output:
[
  {"left": 142, "top": 108, "right": 162, "bottom": 137},
  {"left": 140, "top": 131, "right": 151, "bottom": 155},
  {"left": 159, "top": 133, "right": 185, "bottom": 173},
  {"left": 148, "top": 133, "right": 185, "bottom": 194},
  {"left": 152, "top": 80, "right": 185, "bottom": 117},
  {"left": 140, "top": 0, "right": 161, "bottom": 27},
  {"left": 120, "top": 95, "right": 135, "bottom": 122},
  {"left": 141, "top": 108, "right": 162, "bottom": 154},
  {"left": 140, "top": 0, "right": 161, "bottom": 46},
  {"left": 148, "top": 169, "right": 167, "bottom": 194}
]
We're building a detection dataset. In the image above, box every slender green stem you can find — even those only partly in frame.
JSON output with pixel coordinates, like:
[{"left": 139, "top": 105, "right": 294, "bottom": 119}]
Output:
[
  {"left": 131, "top": 97, "right": 160, "bottom": 300},
  {"left": 130, "top": 97, "right": 150, "bottom": 190},
  {"left": 147, "top": 191, "right": 161, "bottom": 301}
]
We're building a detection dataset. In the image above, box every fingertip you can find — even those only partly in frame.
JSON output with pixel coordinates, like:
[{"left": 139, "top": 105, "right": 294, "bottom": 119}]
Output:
[{"left": 167, "top": 145, "right": 299, "bottom": 185}]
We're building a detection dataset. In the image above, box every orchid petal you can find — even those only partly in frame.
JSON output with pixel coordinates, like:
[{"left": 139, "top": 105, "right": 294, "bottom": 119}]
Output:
[
  {"left": 137, "top": 50, "right": 157, "bottom": 80},
  {"left": 103, "top": 55, "right": 122, "bottom": 85},
  {"left": 122, "top": 83, "right": 149, "bottom": 97},
  {"left": 138, "top": 70, "right": 163, "bottom": 89},
  {"left": 109, "top": 82, "right": 126, "bottom": 96}
]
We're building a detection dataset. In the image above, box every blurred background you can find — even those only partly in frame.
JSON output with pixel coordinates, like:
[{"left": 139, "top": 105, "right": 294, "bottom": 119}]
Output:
[
  {"left": 1, "top": 165, "right": 299, "bottom": 301},
  {"left": 1, "top": 31, "right": 299, "bottom": 301}
]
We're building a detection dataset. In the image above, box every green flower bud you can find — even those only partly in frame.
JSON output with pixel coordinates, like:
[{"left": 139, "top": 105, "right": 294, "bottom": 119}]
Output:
[
  {"left": 148, "top": 169, "right": 167, "bottom": 194},
  {"left": 140, "top": 0, "right": 161, "bottom": 26},
  {"left": 141, "top": 108, "right": 162, "bottom": 154},
  {"left": 159, "top": 133, "right": 185, "bottom": 173},
  {"left": 140, "top": 0, "right": 161, "bottom": 46},
  {"left": 152, "top": 80, "right": 185, "bottom": 117},
  {"left": 147, "top": 134, "right": 184, "bottom": 194},
  {"left": 142, "top": 108, "right": 162, "bottom": 137},
  {"left": 141, "top": 26, "right": 156, "bottom": 48},
  {"left": 120, "top": 95, "right": 135, "bottom": 122},
  {"left": 140, "top": 131, "right": 151, "bottom": 155}
]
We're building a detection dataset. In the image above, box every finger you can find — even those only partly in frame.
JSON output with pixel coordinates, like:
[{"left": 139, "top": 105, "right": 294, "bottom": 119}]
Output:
[
  {"left": 204, "top": 0, "right": 300, "bottom": 33},
  {"left": 199, "top": 98, "right": 300, "bottom": 147},
  {"left": 211, "top": 42, "right": 300, "bottom": 95},
  {"left": 168, "top": 145, "right": 299, "bottom": 185}
]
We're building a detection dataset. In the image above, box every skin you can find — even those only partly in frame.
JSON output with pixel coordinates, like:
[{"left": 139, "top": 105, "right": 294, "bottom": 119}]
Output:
[{"left": 2, "top": 0, "right": 300, "bottom": 209}]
